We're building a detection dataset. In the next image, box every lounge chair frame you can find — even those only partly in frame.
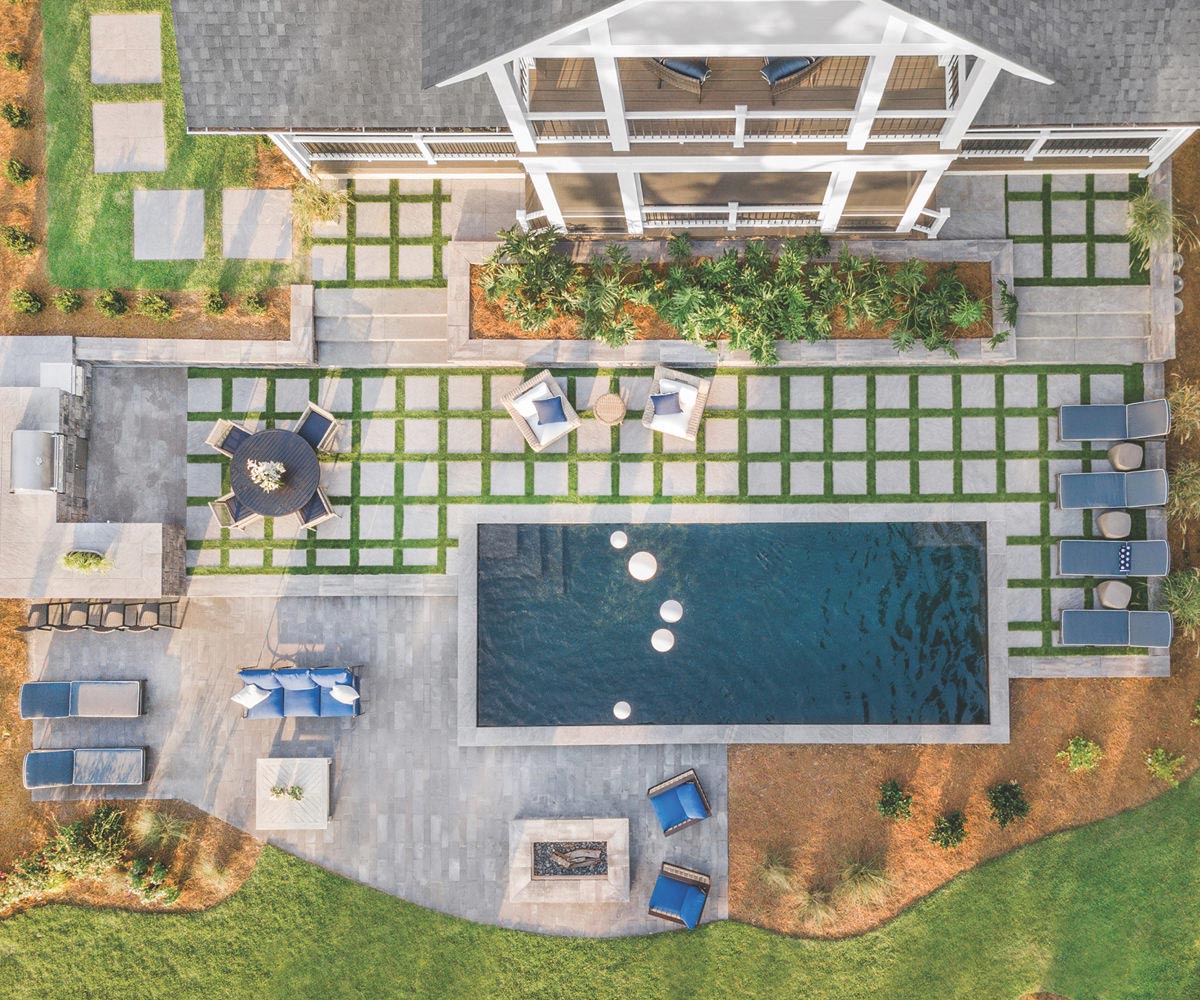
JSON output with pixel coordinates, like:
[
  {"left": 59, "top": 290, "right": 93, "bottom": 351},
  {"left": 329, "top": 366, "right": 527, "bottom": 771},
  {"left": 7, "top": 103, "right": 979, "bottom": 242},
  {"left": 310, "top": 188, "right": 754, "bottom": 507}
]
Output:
[
  {"left": 298, "top": 486, "right": 339, "bottom": 531},
  {"left": 294, "top": 401, "right": 339, "bottom": 452},
  {"left": 205, "top": 418, "right": 251, "bottom": 457},
  {"left": 642, "top": 366, "right": 711, "bottom": 442},
  {"left": 762, "top": 56, "right": 826, "bottom": 103},
  {"left": 647, "top": 767, "right": 712, "bottom": 836},
  {"left": 209, "top": 491, "right": 262, "bottom": 532},
  {"left": 648, "top": 863, "right": 711, "bottom": 928},
  {"left": 643, "top": 58, "right": 710, "bottom": 102},
  {"left": 500, "top": 370, "right": 582, "bottom": 453}
]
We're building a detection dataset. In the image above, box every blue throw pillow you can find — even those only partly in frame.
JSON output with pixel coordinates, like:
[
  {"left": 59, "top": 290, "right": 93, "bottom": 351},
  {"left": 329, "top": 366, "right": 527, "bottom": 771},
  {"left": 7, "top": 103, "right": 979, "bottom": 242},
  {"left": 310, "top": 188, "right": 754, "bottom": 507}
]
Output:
[
  {"left": 532, "top": 395, "right": 566, "bottom": 426},
  {"left": 652, "top": 391, "right": 682, "bottom": 415}
]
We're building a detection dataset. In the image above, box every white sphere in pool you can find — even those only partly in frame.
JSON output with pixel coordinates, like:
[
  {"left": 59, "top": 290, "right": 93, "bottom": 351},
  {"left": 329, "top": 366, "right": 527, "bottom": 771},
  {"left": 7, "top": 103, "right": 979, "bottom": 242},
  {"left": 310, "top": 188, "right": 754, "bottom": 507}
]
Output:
[
  {"left": 651, "top": 628, "right": 675, "bottom": 652},
  {"left": 613, "top": 700, "right": 632, "bottom": 720},
  {"left": 610, "top": 530, "right": 629, "bottom": 550},
  {"left": 628, "top": 551, "right": 657, "bottom": 581},
  {"left": 659, "top": 599, "right": 683, "bottom": 623}
]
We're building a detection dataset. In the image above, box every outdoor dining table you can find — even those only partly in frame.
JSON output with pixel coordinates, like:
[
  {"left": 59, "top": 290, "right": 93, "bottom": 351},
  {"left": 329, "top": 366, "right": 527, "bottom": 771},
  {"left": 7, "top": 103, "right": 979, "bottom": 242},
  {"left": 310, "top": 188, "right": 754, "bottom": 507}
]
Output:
[{"left": 229, "top": 428, "right": 321, "bottom": 517}]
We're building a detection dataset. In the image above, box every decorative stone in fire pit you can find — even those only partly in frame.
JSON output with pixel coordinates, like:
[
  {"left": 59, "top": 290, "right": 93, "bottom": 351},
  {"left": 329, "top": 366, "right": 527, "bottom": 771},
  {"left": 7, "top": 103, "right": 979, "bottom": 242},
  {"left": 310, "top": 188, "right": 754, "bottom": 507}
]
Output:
[{"left": 508, "top": 818, "right": 629, "bottom": 903}]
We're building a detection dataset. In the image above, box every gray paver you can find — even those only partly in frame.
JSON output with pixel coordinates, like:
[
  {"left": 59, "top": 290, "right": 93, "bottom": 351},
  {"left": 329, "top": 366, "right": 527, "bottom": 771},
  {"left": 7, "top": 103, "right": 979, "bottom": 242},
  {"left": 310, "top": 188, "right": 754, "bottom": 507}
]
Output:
[
  {"left": 222, "top": 189, "right": 293, "bottom": 260},
  {"left": 747, "top": 418, "right": 780, "bottom": 453},
  {"left": 919, "top": 460, "right": 954, "bottom": 494},
  {"left": 133, "top": 189, "right": 204, "bottom": 261},
  {"left": 745, "top": 376, "right": 781, "bottom": 409},
  {"left": 917, "top": 375, "right": 953, "bottom": 409},
  {"left": 704, "top": 462, "right": 739, "bottom": 496},
  {"left": 398, "top": 201, "right": 434, "bottom": 237},
  {"left": 747, "top": 462, "right": 781, "bottom": 495},
  {"left": 311, "top": 245, "right": 348, "bottom": 282},
  {"left": 874, "top": 460, "right": 910, "bottom": 494},
  {"left": 961, "top": 417, "right": 996, "bottom": 451},
  {"left": 918, "top": 417, "right": 953, "bottom": 451},
  {"left": 1007, "top": 200, "right": 1044, "bottom": 236},
  {"left": 874, "top": 417, "right": 909, "bottom": 452},
  {"left": 789, "top": 376, "right": 825, "bottom": 409},
  {"left": 620, "top": 462, "right": 654, "bottom": 495},
  {"left": 789, "top": 461, "right": 824, "bottom": 495},
  {"left": 1093, "top": 199, "right": 1130, "bottom": 236},
  {"left": 1051, "top": 243, "right": 1088, "bottom": 279},
  {"left": 832, "top": 417, "right": 865, "bottom": 451},
  {"left": 833, "top": 461, "right": 866, "bottom": 495},
  {"left": 90, "top": 14, "right": 161, "bottom": 84},
  {"left": 355, "top": 244, "right": 391, "bottom": 281},
  {"left": 92, "top": 102, "right": 165, "bottom": 174},
  {"left": 1094, "top": 242, "right": 1131, "bottom": 279},
  {"left": 577, "top": 462, "right": 613, "bottom": 496},
  {"left": 533, "top": 462, "right": 568, "bottom": 496},
  {"left": 405, "top": 376, "right": 440, "bottom": 409},
  {"left": 832, "top": 375, "right": 866, "bottom": 409},
  {"left": 1013, "top": 242, "right": 1045, "bottom": 279},
  {"left": 355, "top": 201, "right": 392, "bottom": 238},
  {"left": 704, "top": 420, "right": 739, "bottom": 453},
  {"left": 397, "top": 245, "right": 435, "bottom": 279},
  {"left": 1050, "top": 199, "right": 1086, "bottom": 235}
]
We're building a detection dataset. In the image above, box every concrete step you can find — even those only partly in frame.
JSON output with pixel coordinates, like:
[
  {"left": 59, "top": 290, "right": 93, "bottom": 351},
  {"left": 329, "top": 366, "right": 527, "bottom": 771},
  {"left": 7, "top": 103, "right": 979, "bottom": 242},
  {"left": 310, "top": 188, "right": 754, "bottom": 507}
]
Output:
[
  {"left": 314, "top": 287, "right": 448, "bottom": 318},
  {"left": 316, "top": 315, "right": 449, "bottom": 342},
  {"left": 317, "top": 340, "right": 451, "bottom": 366},
  {"left": 1016, "top": 284, "right": 1151, "bottom": 314}
]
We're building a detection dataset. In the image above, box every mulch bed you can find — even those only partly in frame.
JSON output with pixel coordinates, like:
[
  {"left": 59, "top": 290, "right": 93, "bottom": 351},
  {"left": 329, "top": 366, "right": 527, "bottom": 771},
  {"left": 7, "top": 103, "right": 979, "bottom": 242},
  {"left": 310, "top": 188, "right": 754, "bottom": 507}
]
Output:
[
  {"left": 727, "top": 136, "right": 1200, "bottom": 939},
  {"left": 470, "top": 259, "right": 993, "bottom": 341}
]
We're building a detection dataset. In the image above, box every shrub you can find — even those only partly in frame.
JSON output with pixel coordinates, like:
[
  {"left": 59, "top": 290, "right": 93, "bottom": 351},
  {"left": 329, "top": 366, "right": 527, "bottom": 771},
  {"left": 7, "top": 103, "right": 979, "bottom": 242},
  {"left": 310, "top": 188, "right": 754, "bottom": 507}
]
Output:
[
  {"left": 10, "top": 289, "right": 41, "bottom": 314},
  {"left": 986, "top": 781, "right": 1030, "bottom": 828},
  {"left": 1, "top": 101, "right": 29, "bottom": 128},
  {"left": 60, "top": 549, "right": 111, "bottom": 573},
  {"left": 241, "top": 291, "right": 269, "bottom": 316},
  {"left": 1126, "top": 189, "right": 1200, "bottom": 269},
  {"left": 85, "top": 806, "right": 129, "bottom": 862},
  {"left": 133, "top": 811, "right": 192, "bottom": 852},
  {"left": 755, "top": 846, "right": 795, "bottom": 894},
  {"left": 1163, "top": 568, "right": 1200, "bottom": 638},
  {"left": 128, "top": 856, "right": 178, "bottom": 905},
  {"left": 1057, "top": 735, "right": 1105, "bottom": 773},
  {"left": 95, "top": 289, "right": 127, "bottom": 318},
  {"left": 833, "top": 859, "right": 890, "bottom": 908},
  {"left": 1192, "top": 699, "right": 1200, "bottom": 728},
  {"left": 1, "top": 224, "right": 36, "bottom": 255},
  {"left": 292, "top": 179, "right": 349, "bottom": 232},
  {"left": 5, "top": 157, "right": 31, "bottom": 185},
  {"left": 877, "top": 779, "right": 913, "bottom": 821},
  {"left": 2, "top": 50, "right": 24, "bottom": 71},
  {"left": 135, "top": 292, "right": 173, "bottom": 322},
  {"left": 1166, "top": 460, "right": 1200, "bottom": 530},
  {"left": 795, "top": 887, "right": 837, "bottom": 929},
  {"left": 1167, "top": 376, "right": 1200, "bottom": 446},
  {"left": 51, "top": 289, "right": 82, "bottom": 314},
  {"left": 929, "top": 811, "right": 967, "bottom": 849},
  {"left": 203, "top": 290, "right": 227, "bottom": 315},
  {"left": 1145, "top": 747, "right": 1185, "bottom": 787}
]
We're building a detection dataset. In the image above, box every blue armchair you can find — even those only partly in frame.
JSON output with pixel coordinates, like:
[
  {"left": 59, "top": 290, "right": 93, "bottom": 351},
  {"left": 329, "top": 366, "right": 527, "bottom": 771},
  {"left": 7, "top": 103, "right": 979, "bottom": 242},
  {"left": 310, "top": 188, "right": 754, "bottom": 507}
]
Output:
[
  {"left": 648, "top": 863, "right": 710, "bottom": 929},
  {"left": 648, "top": 768, "right": 711, "bottom": 836}
]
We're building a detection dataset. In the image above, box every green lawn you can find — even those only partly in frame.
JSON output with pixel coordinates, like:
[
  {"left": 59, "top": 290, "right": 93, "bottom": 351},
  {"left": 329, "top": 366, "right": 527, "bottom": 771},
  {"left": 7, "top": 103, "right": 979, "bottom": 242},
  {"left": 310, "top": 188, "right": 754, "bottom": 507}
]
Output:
[
  {"left": 5, "top": 775, "right": 1200, "bottom": 999},
  {"left": 42, "top": 0, "right": 297, "bottom": 292}
]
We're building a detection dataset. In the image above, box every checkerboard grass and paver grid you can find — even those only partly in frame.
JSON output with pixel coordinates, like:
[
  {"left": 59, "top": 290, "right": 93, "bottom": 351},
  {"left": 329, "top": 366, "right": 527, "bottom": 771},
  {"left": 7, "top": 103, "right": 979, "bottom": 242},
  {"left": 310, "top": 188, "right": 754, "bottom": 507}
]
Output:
[
  {"left": 309, "top": 180, "right": 450, "bottom": 288},
  {"left": 1005, "top": 173, "right": 1149, "bottom": 287},
  {"left": 185, "top": 365, "right": 1149, "bottom": 656}
]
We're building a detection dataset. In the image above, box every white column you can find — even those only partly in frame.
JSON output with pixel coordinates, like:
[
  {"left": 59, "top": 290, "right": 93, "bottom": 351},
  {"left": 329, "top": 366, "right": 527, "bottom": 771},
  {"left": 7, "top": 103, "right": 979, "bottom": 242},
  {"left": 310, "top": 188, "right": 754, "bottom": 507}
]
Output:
[
  {"left": 897, "top": 163, "right": 949, "bottom": 233},
  {"left": 846, "top": 17, "right": 906, "bottom": 151},
  {"left": 939, "top": 58, "right": 1001, "bottom": 150},
  {"left": 820, "top": 169, "right": 856, "bottom": 233},
  {"left": 589, "top": 24, "right": 630, "bottom": 152},
  {"left": 270, "top": 134, "right": 312, "bottom": 178},
  {"left": 487, "top": 62, "right": 539, "bottom": 153},
  {"left": 617, "top": 169, "right": 643, "bottom": 234},
  {"left": 526, "top": 170, "right": 566, "bottom": 228}
]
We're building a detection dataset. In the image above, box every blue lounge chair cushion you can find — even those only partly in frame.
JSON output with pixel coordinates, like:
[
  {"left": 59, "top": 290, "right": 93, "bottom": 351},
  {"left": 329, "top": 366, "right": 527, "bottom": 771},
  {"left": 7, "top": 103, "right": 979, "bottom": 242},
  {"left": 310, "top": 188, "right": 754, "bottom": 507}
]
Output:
[
  {"left": 1125, "top": 470, "right": 1169, "bottom": 508},
  {"left": 649, "top": 874, "right": 707, "bottom": 929},
  {"left": 244, "top": 687, "right": 285, "bottom": 719},
  {"left": 532, "top": 396, "right": 566, "bottom": 426},
  {"left": 1058, "top": 472, "right": 1126, "bottom": 509},
  {"left": 224, "top": 425, "right": 251, "bottom": 452},
  {"left": 1062, "top": 609, "right": 1173, "bottom": 648},
  {"left": 1129, "top": 611, "right": 1174, "bottom": 647},
  {"left": 275, "top": 668, "right": 317, "bottom": 690},
  {"left": 651, "top": 391, "right": 682, "bottom": 415},
  {"left": 283, "top": 686, "right": 322, "bottom": 717},
  {"left": 651, "top": 781, "right": 709, "bottom": 832},
  {"left": 1127, "top": 399, "right": 1171, "bottom": 439},
  {"left": 23, "top": 749, "right": 75, "bottom": 789},
  {"left": 657, "top": 58, "right": 710, "bottom": 82},
  {"left": 297, "top": 410, "right": 333, "bottom": 449},
  {"left": 320, "top": 684, "right": 361, "bottom": 717},
  {"left": 1058, "top": 540, "right": 1169, "bottom": 577},
  {"left": 761, "top": 56, "right": 815, "bottom": 85},
  {"left": 238, "top": 668, "right": 282, "bottom": 690},
  {"left": 309, "top": 667, "right": 354, "bottom": 689},
  {"left": 19, "top": 682, "right": 72, "bottom": 719},
  {"left": 1059, "top": 404, "right": 1128, "bottom": 442}
]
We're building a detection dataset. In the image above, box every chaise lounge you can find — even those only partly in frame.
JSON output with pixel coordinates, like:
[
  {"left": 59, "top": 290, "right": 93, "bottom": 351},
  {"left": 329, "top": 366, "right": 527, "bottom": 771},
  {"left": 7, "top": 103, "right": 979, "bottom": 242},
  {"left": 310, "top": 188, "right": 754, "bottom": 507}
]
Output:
[
  {"left": 19, "top": 680, "right": 144, "bottom": 719},
  {"left": 1060, "top": 609, "right": 1173, "bottom": 648},
  {"left": 648, "top": 768, "right": 711, "bottom": 836},
  {"left": 648, "top": 862, "right": 711, "bottom": 929},
  {"left": 1057, "top": 539, "right": 1170, "bottom": 578},
  {"left": 642, "top": 366, "right": 710, "bottom": 442},
  {"left": 233, "top": 666, "right": 362, "bottom": 719},
  {"left": 1056, "top": 469, "right": 1168, "bottom": 510},
  {"left": 1058, "top": 399, "right": 1170, "bottom": 442},
  {"left": 23, "top": 747, "right": 147, "bottom": 789},
  {"left": 501, "top": 369, "right": 581, "bottom": 453}
]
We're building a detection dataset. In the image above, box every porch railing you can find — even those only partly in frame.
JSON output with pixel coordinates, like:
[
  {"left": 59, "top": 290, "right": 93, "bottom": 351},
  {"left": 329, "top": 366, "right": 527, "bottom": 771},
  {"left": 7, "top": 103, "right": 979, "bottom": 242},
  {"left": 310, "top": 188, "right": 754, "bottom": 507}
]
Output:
[{"left": 959, "top": 127, "right": 1193, "bottom": 174}]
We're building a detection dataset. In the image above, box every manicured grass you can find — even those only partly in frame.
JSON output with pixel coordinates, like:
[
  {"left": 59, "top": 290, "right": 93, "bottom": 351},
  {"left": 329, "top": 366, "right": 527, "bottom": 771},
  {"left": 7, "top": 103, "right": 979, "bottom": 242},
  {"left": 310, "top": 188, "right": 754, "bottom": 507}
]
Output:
[
  {"left": 6, "top": 774, "right": 1200, "bottom": 997},
  {"left": 42, "top": 0, "right": 297, "bottom": 291}
]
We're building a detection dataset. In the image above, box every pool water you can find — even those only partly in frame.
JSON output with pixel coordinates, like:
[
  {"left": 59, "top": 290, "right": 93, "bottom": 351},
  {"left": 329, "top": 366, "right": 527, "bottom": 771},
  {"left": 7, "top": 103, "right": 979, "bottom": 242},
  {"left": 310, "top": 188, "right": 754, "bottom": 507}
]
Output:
[{"left": 475, "top": 522, "right": 989, "bottom": 727}]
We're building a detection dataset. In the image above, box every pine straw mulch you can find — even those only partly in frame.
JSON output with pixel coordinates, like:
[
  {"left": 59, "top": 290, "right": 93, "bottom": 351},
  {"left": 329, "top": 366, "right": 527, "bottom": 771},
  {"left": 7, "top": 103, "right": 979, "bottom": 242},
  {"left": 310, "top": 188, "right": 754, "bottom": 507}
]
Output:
[{"left": 728, "top": 136, "right": 1200, "bottom": 940}]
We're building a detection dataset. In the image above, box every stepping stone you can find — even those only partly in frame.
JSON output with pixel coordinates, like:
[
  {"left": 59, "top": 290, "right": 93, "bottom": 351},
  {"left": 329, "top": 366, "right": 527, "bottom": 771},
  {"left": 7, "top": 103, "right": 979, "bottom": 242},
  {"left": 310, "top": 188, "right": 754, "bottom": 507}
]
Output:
[
  {"left": 222, "top": 188, "right": 293, "bottom": 259},
  {"left": 92, "top": 101, "right": 165, "bottom": 173},
  {"left": 133, "top": 189, "right": 204, "bottom": 260},
  {"left": 90, "top": 14, "right": 161, "bottom": 84}
]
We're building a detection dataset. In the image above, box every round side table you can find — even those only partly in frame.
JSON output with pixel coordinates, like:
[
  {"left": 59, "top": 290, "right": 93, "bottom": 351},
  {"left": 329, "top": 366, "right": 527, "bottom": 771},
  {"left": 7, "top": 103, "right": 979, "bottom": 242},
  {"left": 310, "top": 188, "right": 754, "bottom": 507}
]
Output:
[
  {"left": 593, "top": 392, "right": 627, "bottom": 426},
  {"left": 1096, "top": 510, "right": 1132, "bottom": 539},
  {"left": 1107, "top": 441, "right": 1144, "bottom": 471}
]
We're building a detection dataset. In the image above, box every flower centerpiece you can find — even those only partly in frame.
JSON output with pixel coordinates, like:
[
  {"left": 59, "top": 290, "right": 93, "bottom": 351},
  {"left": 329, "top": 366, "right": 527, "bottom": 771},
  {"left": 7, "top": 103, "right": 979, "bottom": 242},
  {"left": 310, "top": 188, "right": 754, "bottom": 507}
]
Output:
[{"left": 247, "top": 458, "right": 286, "bottom": 492}]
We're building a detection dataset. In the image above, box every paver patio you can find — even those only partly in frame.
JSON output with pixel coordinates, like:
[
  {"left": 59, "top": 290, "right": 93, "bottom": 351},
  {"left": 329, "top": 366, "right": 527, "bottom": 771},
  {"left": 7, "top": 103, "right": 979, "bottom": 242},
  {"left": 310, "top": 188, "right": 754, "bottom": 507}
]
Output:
[
  {"left": 91, "top": 101, "right": 166, "bottom": 173},
  {"left": 133, "top": 189, "right": 205, "bottom": 260},
  {"left": 89, "top": 13, "right": 161, "bottom": 84},
  {"left": 221, "top": 188, "right": 293, "bottom": 259}
]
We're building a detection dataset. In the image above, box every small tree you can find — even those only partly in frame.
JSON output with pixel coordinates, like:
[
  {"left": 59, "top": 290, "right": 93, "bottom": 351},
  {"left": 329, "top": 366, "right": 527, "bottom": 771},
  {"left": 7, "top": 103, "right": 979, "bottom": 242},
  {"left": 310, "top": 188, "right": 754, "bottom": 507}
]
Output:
[
  {"left": 5, "top": 157, "right": 32, "bottom": 184},
  {"left": 135, "top": 292, "right": 173, "bottom": 322},
  {"left": 95, "top": 289, "right": 127, "bottom": 318},
  {"left": 1057, "top": 735, "right": 1105, "bottom": 773},
  {"left": 10, "top": 288, "right": 41, "bottom": 314},
  {"left": 929, "top": 811, "right": 967, "bottom": 849},
  {"left": 1, "top": 224, "right": 36, "bottom": 255},
  {"left": 986, "top": 781, "right": 1030, "bottom": 828},
  {"left": 1145, "top": 747, "right": 1185, "bottom": 787},
  {"left": 877, "top": 779, "right": 913, "bottom": 821}
]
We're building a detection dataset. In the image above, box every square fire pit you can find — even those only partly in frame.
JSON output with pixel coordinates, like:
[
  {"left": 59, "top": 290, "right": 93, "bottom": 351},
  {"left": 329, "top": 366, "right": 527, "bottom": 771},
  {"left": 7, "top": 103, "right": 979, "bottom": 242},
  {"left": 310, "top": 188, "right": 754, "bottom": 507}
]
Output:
[{"left": 507, "top": 818, "right": 629, "bottom": 903}]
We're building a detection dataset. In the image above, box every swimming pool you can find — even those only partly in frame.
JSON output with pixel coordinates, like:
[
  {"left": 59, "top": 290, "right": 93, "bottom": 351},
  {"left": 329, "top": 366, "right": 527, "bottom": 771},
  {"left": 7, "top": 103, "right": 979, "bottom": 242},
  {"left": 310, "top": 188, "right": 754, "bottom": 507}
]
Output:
[{"left": 474, "top": 521, "right": 989, "bottom": 729}]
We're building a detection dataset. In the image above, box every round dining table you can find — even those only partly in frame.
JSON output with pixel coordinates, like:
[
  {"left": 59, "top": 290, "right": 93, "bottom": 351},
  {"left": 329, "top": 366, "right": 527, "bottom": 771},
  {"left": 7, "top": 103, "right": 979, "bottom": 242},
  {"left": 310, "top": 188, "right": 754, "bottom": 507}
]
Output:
[{"left": 229, "top": 429, "right": 321, "bottom": 517}]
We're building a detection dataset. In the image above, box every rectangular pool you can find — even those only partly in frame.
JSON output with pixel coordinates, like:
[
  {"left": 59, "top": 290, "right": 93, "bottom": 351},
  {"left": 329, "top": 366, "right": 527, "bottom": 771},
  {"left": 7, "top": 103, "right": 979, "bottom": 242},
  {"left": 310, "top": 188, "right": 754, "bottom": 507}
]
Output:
[{"left": 475, "top": 522, "right": 989, "bottom": 728}]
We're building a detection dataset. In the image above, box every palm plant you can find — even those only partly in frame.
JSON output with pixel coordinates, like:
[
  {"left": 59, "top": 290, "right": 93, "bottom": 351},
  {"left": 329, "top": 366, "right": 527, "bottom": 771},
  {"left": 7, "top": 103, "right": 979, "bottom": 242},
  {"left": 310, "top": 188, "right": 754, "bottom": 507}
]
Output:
[
  {"left": 1125, "top": 189, "right": 1200, "bottom": 269},
  {"left": 480, "top": 225, "right": 579, "bottom": 332}
]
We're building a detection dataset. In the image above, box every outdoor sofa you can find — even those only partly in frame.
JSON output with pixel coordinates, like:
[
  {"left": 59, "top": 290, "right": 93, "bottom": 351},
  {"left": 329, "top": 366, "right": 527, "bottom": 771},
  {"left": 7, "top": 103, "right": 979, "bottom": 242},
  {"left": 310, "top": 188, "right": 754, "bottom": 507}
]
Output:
[
  {"left": 234, "top": 666, "right": 361, "bottom": 719},
  {"left": 1056, "top": 470, "right": 1168, "bottom": 510},
  {"left": 648, "top": 768, "right": 712, "bottom": 836},
  {"left": 1057, "top": 540, "right": 1170, "bottom": 578},
  {"left": 23, "top": 747, "right": 147, "bottom": 789},
  {"left": 19, "top": 680, "right": 144, "bottom": 719},
  {"left": 1060, "top": 609, "right": 1173, "bottom": 648},
  {"left": 1058, "top": 399, "right": 1170, "bottom": 442},
  {"left": 648, "top": 862, "right": 711, "bottom": 929},
  {"left": 500, "top": 369, "right": 581, "bottom": 453},
  {"left": 642, "top": 366, "right": 710, "bottom": 442}
]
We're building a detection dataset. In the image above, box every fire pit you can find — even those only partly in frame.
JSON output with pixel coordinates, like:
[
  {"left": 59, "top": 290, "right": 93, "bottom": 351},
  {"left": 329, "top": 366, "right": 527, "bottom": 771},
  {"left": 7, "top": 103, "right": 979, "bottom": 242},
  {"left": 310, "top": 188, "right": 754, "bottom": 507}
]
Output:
[
  {"left": 508, "top": 819, "right": 629, "bottom": 903},
  {"left": 532, "top": 840, "right": 608, "bottom": 879}
]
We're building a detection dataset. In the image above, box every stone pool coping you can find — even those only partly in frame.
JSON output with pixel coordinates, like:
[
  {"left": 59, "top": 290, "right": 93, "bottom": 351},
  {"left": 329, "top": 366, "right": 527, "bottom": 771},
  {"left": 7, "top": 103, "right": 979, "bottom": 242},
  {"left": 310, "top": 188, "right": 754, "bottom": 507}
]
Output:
[{"left": 455, "top": 503, "right": 1012, "bottom": 747}]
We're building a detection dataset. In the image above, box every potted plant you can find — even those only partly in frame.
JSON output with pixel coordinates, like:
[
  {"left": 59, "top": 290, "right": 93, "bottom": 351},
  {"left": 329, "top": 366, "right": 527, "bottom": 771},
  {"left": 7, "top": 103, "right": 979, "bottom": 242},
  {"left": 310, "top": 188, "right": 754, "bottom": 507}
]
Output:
[
  {"left": 60, "top": 549, "right": 111, "bottom": 573},
  {"left": 247, "top": 459, "right": 286, "bottom": 492}
]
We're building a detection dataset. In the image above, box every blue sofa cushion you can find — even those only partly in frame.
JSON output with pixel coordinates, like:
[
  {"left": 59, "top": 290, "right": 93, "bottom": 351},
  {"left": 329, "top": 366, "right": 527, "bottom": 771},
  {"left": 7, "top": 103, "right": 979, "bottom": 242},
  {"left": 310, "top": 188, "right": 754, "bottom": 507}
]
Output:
[
  {"left": 320, "top": 685, "right": 361, "bottom": 717},
  {"left": 651, "top": 781, "right": 708, "bottom": 832},
  {"left": 275, "top": 668, "right": 317, "bottom": 691},
  {"left": 309, "top": 667, "right": 354, "bottom": 689},
  {"left": 283, "top": 686, "right": 322, "bottom": 717},
  {"left": 761, "top": 57, "right": 815, "bottom": 85},
  {"left": 238, "top": 668, "right": 281, "bottom": 690},
  {"left": 657, "top": 58, "right": 710, "bottom": 82},
  {"left": 649, "top": 874, "right": 707, "bottom": 929},
  {"left": 244, "top": 687, "right": 285, "bottom": 719}
]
